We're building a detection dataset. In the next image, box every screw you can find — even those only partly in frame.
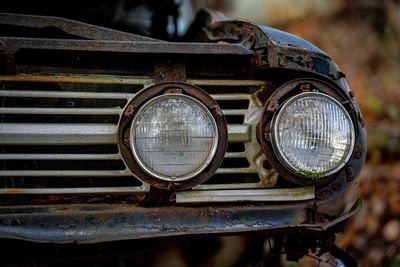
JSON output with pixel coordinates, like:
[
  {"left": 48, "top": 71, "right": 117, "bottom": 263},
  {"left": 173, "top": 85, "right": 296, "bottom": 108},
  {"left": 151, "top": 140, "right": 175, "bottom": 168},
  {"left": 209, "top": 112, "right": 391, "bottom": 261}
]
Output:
[
  {"left": 332, "top": 182, "right": 341, "bottom": 191},
  {"left": 319, "top": 189, "right": 332, "bottom": 199},
  {"left": 346, "top": 166, "right": 355, "bottom": 181}
]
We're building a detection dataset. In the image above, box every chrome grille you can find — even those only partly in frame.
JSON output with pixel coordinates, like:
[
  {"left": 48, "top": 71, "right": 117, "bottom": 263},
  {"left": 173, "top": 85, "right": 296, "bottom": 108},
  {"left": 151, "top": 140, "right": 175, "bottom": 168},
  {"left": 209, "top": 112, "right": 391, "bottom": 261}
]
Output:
[{"left": 0, "top": 74, "right": 273, "bottom": 195}]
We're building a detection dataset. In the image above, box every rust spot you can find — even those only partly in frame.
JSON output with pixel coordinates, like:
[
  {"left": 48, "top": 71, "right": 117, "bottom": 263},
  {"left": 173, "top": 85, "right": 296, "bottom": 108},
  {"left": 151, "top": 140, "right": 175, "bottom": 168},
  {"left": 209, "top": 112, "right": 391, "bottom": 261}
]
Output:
[
  {"left": 164, "top": 88, "right": 182, "bottom": 94},
  {"left": 125, "top": 105, "right": 135, "bottom": 118},
  {"left": 300, "top": 83, "right": 311, "bottom": 92},
  {"left": 266, "top": 100, "right": 279, "bottom": 112},
  {"left": 211, "top": 105, "right": 223, "bottom": 118}
]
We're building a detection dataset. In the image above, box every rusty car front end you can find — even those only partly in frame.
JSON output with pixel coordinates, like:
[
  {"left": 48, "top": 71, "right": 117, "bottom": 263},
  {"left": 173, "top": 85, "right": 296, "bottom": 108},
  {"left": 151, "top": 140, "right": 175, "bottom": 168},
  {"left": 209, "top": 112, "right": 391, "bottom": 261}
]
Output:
[{"left": 0, "top": 9, "right": 366, "bottom": 262}]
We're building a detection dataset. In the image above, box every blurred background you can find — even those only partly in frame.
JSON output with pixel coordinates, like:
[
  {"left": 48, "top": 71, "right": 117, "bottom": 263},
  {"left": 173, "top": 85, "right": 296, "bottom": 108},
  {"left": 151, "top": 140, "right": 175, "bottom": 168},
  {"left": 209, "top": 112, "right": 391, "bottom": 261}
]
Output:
[{"left": 205, "top": 0, "right": 400, "bottom": 266}]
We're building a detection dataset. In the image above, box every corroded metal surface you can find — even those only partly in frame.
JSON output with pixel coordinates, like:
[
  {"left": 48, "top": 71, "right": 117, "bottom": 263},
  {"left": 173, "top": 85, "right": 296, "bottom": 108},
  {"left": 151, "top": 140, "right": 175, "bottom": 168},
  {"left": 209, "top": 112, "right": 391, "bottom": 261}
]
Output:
[
  {"left": 205, "top": 20, "right": 338, "bottom": 78},
  {"left": 0, "top": 200, "right": 362, "bottom": 243},
  {"left": 0, "top": 13, "right": 365, "bottom": 249},
  {"left": 0, "top": 37, "right": 253, "bottom": 55}
]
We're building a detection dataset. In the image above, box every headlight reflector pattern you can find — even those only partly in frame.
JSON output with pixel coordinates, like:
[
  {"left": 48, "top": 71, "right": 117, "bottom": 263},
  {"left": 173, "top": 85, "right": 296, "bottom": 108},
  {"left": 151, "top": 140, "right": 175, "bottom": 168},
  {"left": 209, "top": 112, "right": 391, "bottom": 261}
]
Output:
[
  {"left": 130, "top": 94, "right": 218, "bottom": 181},
  {"left": 272, "top": 92, "right": 355, "bottom": 178}
]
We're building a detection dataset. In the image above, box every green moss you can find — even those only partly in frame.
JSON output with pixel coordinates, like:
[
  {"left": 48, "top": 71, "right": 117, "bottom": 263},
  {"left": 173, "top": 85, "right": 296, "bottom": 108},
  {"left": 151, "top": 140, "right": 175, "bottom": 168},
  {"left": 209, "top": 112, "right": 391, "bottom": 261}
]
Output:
[{"left": 298, "top": 170, "right": 326, "bottom": 181}]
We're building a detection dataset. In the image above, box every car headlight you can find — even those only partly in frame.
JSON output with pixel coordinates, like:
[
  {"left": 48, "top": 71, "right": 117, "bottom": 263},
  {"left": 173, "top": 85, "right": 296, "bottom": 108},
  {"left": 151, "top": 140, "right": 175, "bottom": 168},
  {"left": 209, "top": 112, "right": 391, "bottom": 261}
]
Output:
[
  {"left": 257, "top": 79, "right": 360, "bottom": 185},
  {"left": 118, "top": 82, "right": 227, "bottom": 190},
  {"left": 271, "top": 92, "right": 355, "bottom": 178},
  {"left": 131, "top": 94, "right": 218, "bottom": 181}
]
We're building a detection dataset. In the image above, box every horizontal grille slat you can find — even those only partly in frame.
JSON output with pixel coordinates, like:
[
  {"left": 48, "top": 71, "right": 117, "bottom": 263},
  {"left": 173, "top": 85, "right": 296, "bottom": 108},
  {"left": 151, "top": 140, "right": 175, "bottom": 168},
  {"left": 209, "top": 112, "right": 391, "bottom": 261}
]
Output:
[
  {"left": 211, "top": 94, "right": 251, "bottom": 100},
  {"left": 0, "top": 170, "right": 131, "bottom": 177},
  {"left": 224, "top": 152, "right": 247, "bottom": 158},
  {"left": 0, "top": 90, "right": 135, "bottom": 99},
  {"left": 0, "top": 124, "right": 249, "bottom": 145},
  {"left": 0, "top": 154, "right": 121, "bottom": 160},
  {"left": 0, "top": 168, "right": 257, "bottom": 178},
  {"left": 0, "top": 187, "right": 147, "bottom": 195},
  {"left": 0, "top": 108, "right": 247, "bottom": 115},
  {"left": 0, "top": 74, "right": 266, "bottom": 87},
  {"left": 222, "top": 109, "right": 247, "bottom": 116},
  {"left": 0, "top": 123, "right": 116, "bottom": 145},
  {"left": 216, "top": 167, "right": 256, "bottom": 174},
  {"left": 0, "top": 90, "right": 252, "bottom": 101},
  {"left": 0, "top": 107, "right": 122, "bottom": 115},
  {"left": 194, "top": 183, "right": 263, "bottom": 190}
]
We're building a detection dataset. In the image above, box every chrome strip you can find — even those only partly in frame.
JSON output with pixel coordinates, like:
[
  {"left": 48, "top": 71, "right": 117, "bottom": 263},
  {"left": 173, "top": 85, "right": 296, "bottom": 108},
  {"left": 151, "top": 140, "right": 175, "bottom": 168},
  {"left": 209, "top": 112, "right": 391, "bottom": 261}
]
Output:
[
  {"left": 216, "top": 167, "right": 256, "bottom": 174},
  {"left": 0, "top": 123, "right": 117, "bottom": 145},
  {"left": 0, "top": 74, "right": 267, "bottom": 86},
  {"left": 194, "top": 183, "right": 263, "bottom": 190},
  {"left": 0, "top": 90, "right": 134, "bottom": 99},
  {"left": 227, "top": 125, "right": 251, "bottom": 142},
  {"left": 0, "top": 90, "right": 252, "bottom": 101},
  {"left": 175, "top": 187, "right": 315, "bottom": 203},
  {"left": 0, "top": 124, "right": 250, "bottom": 145},
  {"left": 0, "top": 154, "right": 122, "bottom": 160},
  {"left": 0, "top": 187, "right": 147, "bottom": 195},
  {"left": 0, "top": 107, "right": 122, "bottom": 115},
  {"left": 222, "top": 109, "right": 247, "bottom": 116},
  {"left": 0, "top": 170, "right": 131, "bottom": 177}
]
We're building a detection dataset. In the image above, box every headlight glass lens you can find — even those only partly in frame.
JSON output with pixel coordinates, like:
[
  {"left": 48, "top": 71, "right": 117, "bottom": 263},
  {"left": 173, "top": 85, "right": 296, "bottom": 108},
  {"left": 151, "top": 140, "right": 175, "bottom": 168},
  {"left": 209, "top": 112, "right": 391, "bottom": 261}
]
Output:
[
  {"left": 272, "top": 92, "right": 355, "bottom": 178},
  {"left": 131, "top": 94, "right": 218, "bottom": 181}
]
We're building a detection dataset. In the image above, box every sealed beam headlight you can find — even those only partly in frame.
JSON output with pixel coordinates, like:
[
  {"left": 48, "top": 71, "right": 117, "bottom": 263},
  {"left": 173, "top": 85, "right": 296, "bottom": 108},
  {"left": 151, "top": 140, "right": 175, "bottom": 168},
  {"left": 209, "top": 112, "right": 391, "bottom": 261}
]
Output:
[
  {"left": 131, "top": 94, "right": 218, "bottom": 181},
  {"left": 271, "top": 92, "right": 355, "bottom": 179}
]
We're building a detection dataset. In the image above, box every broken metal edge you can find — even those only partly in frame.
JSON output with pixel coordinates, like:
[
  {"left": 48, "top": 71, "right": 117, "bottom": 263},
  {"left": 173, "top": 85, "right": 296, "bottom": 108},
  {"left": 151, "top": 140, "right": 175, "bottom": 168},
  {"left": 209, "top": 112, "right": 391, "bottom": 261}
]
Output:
[{"left": 0, "top": 200, "right": 361, "bottom": 244}]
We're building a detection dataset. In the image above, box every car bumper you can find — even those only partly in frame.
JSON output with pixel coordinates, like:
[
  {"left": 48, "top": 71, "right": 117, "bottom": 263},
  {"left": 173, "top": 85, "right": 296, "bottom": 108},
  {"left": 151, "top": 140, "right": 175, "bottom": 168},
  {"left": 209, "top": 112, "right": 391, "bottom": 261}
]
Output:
[{"left": 0, "top": 199, "right": 362, "bottom": 244}]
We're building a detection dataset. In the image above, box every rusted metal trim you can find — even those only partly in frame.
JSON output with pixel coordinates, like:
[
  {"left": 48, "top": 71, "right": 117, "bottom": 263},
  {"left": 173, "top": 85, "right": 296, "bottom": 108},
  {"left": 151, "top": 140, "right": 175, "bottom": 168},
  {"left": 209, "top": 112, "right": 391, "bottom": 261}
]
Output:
[
  {"left": 0, "top": 74, "right": 153, "bottom": 85},
  {"left": 205, "top": 20, "right": 336, "bottom": 77},
  {"left": 154, "top": 62, "right": 186, "bottom": 83},
  {"left": 0, "top": 200, "right": 361, "bottom": 244},
  {"left": 118, "top": 82, "right": 228, "bottom": 190},
  {"left": 0, "top": 153, "right": 121, "bottom": 160},
  {"left": 0, "top": 74, "right": 267, "bottom": 86},
  {"left": 257, "top": 78, "right": 362, "bottom": 187},
  {"left": 0, "top": 186, "right": 147, "bottom": 195},
  {"left": 0, "top": 37, "right": 254, "bottom": 55},
  {"left": 0, "top": 107, "right": 122, "bottom": 115}
]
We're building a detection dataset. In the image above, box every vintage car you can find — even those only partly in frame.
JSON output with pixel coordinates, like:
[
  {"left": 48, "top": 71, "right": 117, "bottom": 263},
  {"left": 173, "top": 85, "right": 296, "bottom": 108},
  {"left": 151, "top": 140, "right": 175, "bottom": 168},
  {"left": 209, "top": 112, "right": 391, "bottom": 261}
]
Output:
[{"left": 0, "top": 1, "right": 366, "bottom": 266}]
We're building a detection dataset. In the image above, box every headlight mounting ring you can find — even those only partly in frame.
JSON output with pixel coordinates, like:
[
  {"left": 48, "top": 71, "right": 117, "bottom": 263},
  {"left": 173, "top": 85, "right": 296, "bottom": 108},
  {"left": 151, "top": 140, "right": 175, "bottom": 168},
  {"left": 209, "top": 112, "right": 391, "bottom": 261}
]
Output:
[
  {"left": 258, "top": 78, "right": 358, "bottom": 186},
  {"left": 118, "top": 82, "right": 228, "bottom": 190}
]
